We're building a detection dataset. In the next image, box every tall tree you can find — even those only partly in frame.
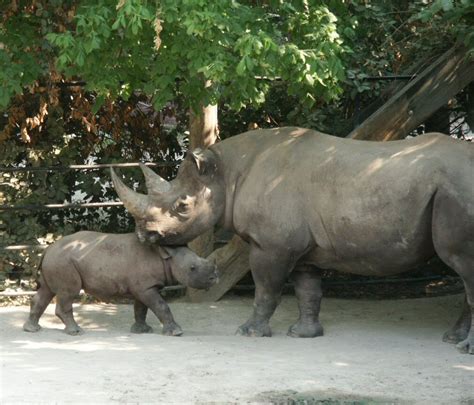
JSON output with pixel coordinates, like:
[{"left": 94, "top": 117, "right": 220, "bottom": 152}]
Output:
[{"left": 0, "top": 1, "right": 347, "bottom": 115}]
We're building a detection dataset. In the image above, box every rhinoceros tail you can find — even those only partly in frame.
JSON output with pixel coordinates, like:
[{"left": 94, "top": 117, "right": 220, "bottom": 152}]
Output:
[{"left": 35, "top": 246, "right": 53, "bottom": 294}]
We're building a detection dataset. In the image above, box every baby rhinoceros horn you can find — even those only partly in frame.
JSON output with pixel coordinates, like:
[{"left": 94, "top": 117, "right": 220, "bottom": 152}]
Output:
[
  {"left": 139, "top": 163, "right": 171, "bottom": 195},
  {"left": 110, "top": 168, "right": 148, "bottom": 217}
]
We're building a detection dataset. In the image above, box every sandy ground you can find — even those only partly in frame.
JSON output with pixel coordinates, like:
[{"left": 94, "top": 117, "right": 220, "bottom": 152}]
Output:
[{"left": 1, "top": 293, "right": 473, "bottom": 404}]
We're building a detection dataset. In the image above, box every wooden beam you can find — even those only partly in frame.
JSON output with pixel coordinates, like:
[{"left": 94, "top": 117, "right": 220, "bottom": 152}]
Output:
[
  {"left": 348, "top": 46, "right": 474, "bottom": 141},
  {"left": 187, "top": 235, "right": 250, "bottom": 302}
]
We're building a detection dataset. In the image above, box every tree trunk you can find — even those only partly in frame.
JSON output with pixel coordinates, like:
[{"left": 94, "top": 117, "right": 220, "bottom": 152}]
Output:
[
  {"left": 188, "top": 104, "right": 219, "bottom": 150},
  {"left": 186, "top": 100, "right": 219, "bottom": 258}
]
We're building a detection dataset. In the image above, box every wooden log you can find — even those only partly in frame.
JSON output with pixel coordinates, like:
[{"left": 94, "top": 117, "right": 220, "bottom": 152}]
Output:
[
  {"left": 188, "top": 228, "right": 215, "bottom": 258},
  {"left": 187, "top": 235, "right": 250, "bottom": 302},
  {"left": 348, "top": 46, "right": 474, "bottom": 141}
]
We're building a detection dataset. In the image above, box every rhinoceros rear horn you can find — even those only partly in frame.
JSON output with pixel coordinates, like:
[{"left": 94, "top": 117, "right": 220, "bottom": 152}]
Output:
[
  {"left": 139, "top": 163, "right": 171, "bottom": 195},
  {"left": 110, "top": 168, "right": 148, "bottom": 217}
]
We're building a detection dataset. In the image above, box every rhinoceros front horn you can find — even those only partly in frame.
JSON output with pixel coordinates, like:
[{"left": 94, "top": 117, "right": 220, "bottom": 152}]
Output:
[
  {"left": 139, "top": 163, "right": 171, "bottom": 195},
  {"left": 110, "top": 168, "right": 148, "bottom": 217}
]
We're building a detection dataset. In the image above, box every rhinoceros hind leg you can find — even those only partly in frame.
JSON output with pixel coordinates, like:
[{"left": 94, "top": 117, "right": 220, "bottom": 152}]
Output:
[
  {"left": 433, "top": 191, "right": 473, "bottom": 354},
  {"left": 443, "top": 296, "right": 470, "bottom": 344},
  {"left": 55, "top": 295, "right": 83, "bottom": 335},
  {"left": 433, "top": 190, "right": 474, "bottom": 354},
  {"left": 236, "top": 320, "right": 272, "bottom": 337},
  {"left": 130, "top": 300, "right": 153, "bottom": 333},
  {"left": 23, "top": 282, "right": 55, "bottom": 333},
  {"left": 456, "top": 336, "right": 474, "bottom": 354},
  {"left": 288, "top": 268, "right": 324, "bottom": 338}
]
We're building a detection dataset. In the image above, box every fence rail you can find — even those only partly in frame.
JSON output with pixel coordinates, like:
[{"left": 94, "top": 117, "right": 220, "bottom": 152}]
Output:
[
  {"left": 0, "top": 161, "right": 181, "bottom": 211},
  {"left": 2, "top": 245, "right": 48, "bottom": 251},
  {"left": 1, "top": 201, "right": 124, "bottom": 211},
  {"left": 0, "top": 161, "right": 178, "bottom": 173}
]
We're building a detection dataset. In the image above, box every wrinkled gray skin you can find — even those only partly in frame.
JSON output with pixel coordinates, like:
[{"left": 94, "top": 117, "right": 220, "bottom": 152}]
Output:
[
  {"left": 112, "top": 127, "right": 474, "bottom": 353},
  {"left": 23, "top": 231, "right": 218, "bottom": 336}
]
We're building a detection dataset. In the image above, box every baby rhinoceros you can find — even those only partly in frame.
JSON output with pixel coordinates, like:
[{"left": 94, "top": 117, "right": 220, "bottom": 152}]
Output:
[{"left": 23, "top": 231, "right": 218, "bottom": 336}]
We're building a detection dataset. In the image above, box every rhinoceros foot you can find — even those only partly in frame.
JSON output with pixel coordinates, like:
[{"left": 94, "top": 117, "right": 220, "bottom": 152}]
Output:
[
  {"left": 130, "top": 322, "right": 153, "bottom": 334},
  {"left": 287, "top": 320, "right": 324, "bottom": 338},
  {"left": 64, "top": 325, "right": 84, "bottom": 336},
  {"left": 442, "top": 327, "right": 469, "bottom": 344},
  {"left": 236, "top": 321, "right": 272, "bottom": 337},
  {"left": 162, "top": 322, "right": 183, "bottom": 336},
  {"left": 456, "top": 335, "right": 474, "bottom": 354},
  {"left": 23, "top": 321, "right": 41, "bottom": 333}
]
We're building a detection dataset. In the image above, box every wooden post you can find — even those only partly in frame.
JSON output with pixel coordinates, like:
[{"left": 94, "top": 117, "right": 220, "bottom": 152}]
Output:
[
  {"left": 348, "top": 46, "right": 474, "bottom": 141},
  {"left": 187, "top": 235, "right": 250, "bottom": 302}
]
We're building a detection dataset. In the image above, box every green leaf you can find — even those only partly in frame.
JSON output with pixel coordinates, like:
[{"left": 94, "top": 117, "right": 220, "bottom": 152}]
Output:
[
  {"left": 441, "top": 0, "right": 453, "bottom": 11},
  {"left": 236, "top": 58, "right": 246, "bottom": 76},
  {"left": 92, "top": 95, "right": 105, "bottom": 114}
]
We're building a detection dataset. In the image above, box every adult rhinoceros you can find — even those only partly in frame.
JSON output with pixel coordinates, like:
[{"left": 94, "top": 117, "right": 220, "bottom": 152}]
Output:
[{"left": 111, "top": 127, "right": 474, "bottom": 353}]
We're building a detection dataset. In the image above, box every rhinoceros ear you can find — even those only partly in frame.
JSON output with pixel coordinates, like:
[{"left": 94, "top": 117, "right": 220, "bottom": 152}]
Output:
[
  {"left": 189, "top": 148, "right": 217, "bottom": 176},
  {"left": 139, "top": 163, "right": 171, "bottom": 195},
  {"left": 110, "top": 168, "right": 148, "bottom": 217}
]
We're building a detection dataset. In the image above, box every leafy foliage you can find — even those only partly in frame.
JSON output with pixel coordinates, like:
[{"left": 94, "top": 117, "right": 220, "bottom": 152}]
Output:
[
  {"left": 417, "top": 0, "right": 474, "bottom": 54},
  {"left": 0, "top": 0, "right": 347, "bottom": 112}
]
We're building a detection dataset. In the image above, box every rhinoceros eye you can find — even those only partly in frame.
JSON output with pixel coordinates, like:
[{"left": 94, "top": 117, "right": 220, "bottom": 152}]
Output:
[{"left": 172, "top": 198, "right": 189, "bottom": 214}]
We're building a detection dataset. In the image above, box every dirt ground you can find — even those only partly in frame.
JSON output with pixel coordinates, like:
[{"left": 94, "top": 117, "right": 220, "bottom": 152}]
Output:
[{"left": 1, "top": 293, "right": 473, "bottom": 404}]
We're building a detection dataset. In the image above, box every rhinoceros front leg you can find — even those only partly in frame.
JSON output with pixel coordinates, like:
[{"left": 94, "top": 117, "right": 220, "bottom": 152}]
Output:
[
  {"left": 130, "top": 300, "right": 153, "bottom": 334},
  {"left": 288, "top": 268, "right": 324, "bottom": 338},
  {"left": 236, "top": 246, "right": 295, "bottom": 337},
  {"left": 134, "top": 287, "right": 183, "bottom": 336}
]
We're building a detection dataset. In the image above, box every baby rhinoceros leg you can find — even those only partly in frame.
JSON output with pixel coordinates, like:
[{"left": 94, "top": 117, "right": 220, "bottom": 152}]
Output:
[
  {"left": 134, "top": 287, "right": 183, "bottom": 336},
  {"left": 130, "top": 300, "right": 153, "bottom": 333}
]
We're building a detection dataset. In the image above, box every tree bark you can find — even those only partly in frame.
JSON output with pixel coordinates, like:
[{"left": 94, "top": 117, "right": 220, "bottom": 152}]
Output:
[
  {"left": 188, "top": 104, "right": 219, "bottom": 150},
  {"left": 187, "top": 103, "right": 218, "bottom": 258},
  {"left": 186, "top": 86, "right": 219, "bottom": 258}
]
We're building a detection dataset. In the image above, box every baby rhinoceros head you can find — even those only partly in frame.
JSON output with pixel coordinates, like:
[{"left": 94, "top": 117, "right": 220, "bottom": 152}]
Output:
[{"left": 167, "top": 246, "right": 218, "bottom": 290}]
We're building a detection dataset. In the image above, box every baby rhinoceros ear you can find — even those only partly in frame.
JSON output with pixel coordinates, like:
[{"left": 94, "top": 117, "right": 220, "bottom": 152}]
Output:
[{"left": 188, "top": 148, "right": 218, "bottom": 176}]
